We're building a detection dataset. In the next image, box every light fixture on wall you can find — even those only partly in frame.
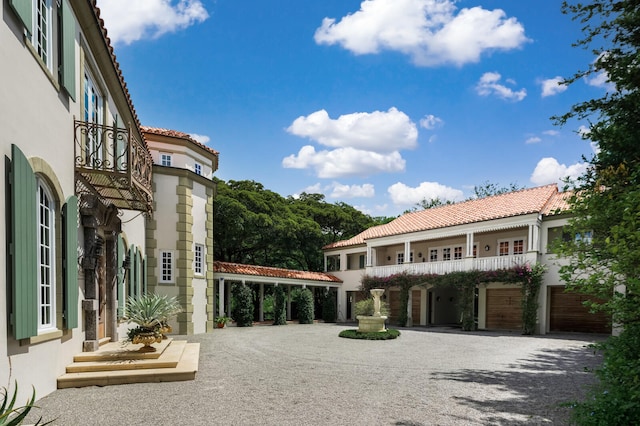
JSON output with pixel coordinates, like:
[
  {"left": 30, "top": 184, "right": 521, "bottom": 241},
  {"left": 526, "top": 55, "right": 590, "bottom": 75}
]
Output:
[
  {"left": 417, "top": 252, "right": 422, "bottom": 259},
  {"left": 387, "top": 256, "right": 391, "bottom": 261},
  {"left": 484, "top": 244, "right": 490, "bottom": 252}
]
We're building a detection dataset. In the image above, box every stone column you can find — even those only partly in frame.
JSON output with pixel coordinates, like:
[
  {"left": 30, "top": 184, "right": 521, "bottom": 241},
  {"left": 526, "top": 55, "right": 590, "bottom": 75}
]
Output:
[
  {"left": 218, "top": 278, "right": 225, "bottom": 316},
  {"left": 82, "top": 216, "right": 100, "bottom": 352},
  {"left": 259, "top": 283, "right": 264, "bottom": 322}
]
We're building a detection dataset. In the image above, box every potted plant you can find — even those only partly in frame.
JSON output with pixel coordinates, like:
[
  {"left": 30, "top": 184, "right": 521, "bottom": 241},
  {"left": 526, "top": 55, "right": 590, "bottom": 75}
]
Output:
[
  {"left": 215, "top": 316, "right": 231, "bottom": 328},
  {"left": 123, "top": 294, "right": 182, "bottom": 351}
]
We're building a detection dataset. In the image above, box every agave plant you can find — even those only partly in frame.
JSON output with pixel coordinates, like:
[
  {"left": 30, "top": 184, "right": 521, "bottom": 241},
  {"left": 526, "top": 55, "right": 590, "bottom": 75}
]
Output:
[
  {"left": 124, "top": 294, "right": 182, "bottom": 333},
  {"left": 0, "top": 382, "right": 53, "bottom": 425}
]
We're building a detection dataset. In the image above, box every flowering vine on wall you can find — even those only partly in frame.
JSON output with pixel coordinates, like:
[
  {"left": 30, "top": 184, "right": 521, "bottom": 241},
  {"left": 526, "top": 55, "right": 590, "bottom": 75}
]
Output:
[{"left": 360, "top": 263, "right": 546, "bottom": 334}]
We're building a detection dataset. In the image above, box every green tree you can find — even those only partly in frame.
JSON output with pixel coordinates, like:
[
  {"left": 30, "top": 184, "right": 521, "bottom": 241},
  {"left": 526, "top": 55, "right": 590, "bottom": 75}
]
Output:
[
  {"left": 296, "top": 288, "right": 314, "bottom": 324},
  {"left": 272, "top": 285, "right": 287, "bottom": 326},
  {"left": 470, "top": 181, "right": 523, "bottom": 199},
  {"left": 321, "top": 290, "right": 336, "bottom": 323},
  {"left": 231, "top": 283, "right": 254, "bottom": 327},
  {"left": 553, "top": 1, "right": 640, "bottom": 423}
]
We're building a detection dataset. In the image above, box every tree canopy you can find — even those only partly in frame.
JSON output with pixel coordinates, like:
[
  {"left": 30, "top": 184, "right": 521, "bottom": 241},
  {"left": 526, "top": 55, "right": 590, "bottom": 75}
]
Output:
[
  {"left": 213, "top": 178, "right": 391, "bottom": 271},
  {"left": 553, "top": 1, "right": 640, "bottom": 423}
]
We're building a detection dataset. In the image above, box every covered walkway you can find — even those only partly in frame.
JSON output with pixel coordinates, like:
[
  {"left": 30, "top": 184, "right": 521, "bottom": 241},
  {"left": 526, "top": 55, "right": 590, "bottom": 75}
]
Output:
[{"left": 212, "top": 261, "right": 342, "bottom": 322}]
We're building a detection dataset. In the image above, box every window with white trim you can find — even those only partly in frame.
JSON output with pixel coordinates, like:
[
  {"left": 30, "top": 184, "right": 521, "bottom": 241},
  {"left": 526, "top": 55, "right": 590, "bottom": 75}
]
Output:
[
  {"left": 575, "top": 231, "right": 592, "bottom": 245},
  {"left": 428, "top": 245, "right": 464, "bottom": 262},
  {"left": 429, "top": 249, "right": 438, "bottom": 262},
  {"left": 161, "top": 154, "right": 172, "bottom": 167},
  {"left": 396, "top": 251, "right": 414, "bottom": 264},
  {"left": 33, "top": 0, "right": 53, "bottom": 69},
  {"left": 37, "top": 178, "right": 56, "bottom": 331},
  {"left": 160, "top": 251, "right": 174, "bottom": 283},
  {"left": 498, "top": 238, "right": 526, "bottom": 256},
  {"left": 194, "top": 163, "right": 202, "bottom": 176},
  {"left": 194, "top": 244, "right": 204, "bottom": 275},
  {"left": 84, "top": 68, "right": 103, "bottom": 164}
]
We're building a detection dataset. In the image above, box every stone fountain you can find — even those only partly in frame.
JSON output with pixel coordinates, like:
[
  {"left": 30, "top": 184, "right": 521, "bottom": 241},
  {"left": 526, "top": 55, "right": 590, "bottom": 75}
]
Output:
[{"left": 357, "top": 288, "right": 387, "bottom": 332}]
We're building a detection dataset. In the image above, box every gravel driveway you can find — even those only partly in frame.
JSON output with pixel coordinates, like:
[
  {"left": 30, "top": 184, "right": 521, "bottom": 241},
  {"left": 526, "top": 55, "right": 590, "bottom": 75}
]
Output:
[{"left": 27, "top": 324, "right": 603, "bottom": 425}]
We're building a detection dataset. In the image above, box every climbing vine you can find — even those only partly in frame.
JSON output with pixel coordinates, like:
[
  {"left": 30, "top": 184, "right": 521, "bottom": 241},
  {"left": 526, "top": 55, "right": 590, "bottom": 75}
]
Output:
[{"left": 361, "top": 263, "right": 546, "bottom": 334}]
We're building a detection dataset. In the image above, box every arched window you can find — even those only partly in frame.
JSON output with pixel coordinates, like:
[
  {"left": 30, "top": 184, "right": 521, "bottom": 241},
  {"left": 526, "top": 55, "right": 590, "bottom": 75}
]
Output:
[{"left": 37, "top": 178, "right": 56, "bottom": 331}]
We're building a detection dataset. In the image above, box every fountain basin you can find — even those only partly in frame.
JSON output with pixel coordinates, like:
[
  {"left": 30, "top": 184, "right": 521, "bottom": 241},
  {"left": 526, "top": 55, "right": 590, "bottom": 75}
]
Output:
[{"left": 356, "top": 315, "right": 387, "bottom": 333}]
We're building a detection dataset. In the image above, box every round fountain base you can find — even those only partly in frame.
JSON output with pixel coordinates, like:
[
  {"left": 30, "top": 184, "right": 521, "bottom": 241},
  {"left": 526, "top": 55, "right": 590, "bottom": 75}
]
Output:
[{"left": 356, "top": 315, "right": 387, "bottom": 333}]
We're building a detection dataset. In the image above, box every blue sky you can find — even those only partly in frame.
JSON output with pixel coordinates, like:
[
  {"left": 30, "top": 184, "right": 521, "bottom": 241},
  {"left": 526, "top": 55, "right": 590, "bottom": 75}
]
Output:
[{"left": 97, "top": 0, "right": 605, "bottom": 217}]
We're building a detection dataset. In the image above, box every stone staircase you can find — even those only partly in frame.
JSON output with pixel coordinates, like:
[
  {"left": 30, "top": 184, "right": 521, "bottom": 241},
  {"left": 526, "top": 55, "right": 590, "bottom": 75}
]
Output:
[{"left": 57, "top": 338, "right": 200, "bottom": 389}]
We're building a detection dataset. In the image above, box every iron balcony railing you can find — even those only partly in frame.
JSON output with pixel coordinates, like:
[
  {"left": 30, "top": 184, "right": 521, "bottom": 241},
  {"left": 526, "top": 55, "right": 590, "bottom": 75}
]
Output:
[{"left": 74, "top": 120, "right": 153, "bottom": 212}]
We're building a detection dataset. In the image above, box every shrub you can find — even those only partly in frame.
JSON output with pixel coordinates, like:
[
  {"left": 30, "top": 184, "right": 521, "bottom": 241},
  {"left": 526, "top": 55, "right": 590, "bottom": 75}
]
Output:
[
  {"left": 272, "top": 285, "right": 287, "bottom": 325},
  {"left": 232, "top": 283, "right": 254, "bottom": 327},
  {"left": 355, "top": 298, "right": 389, "bottom": 317},
  {"left": 568, "top": 324, "right": 640, "bottom": 425},
  {"left": 338, "top": 329, "right": 400, "bottom": 340},
  {"left": 322, "top": 290, "right": 336, "bottom": 323},
  {"left": 296, "top": 288, "right": 314, "bottom": 324}
]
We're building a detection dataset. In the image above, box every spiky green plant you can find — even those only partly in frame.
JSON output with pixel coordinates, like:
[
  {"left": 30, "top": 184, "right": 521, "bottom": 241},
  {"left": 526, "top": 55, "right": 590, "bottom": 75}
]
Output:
[
  {"left": 124, "top": 294, "right": 182, "bottom": 331},
  {"left": 0, "top": 382, "right": 54, "bottom": 425}
]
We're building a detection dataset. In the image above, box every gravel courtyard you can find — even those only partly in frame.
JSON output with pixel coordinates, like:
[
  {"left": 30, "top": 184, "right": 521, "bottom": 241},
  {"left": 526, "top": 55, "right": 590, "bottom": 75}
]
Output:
[{"left": 28, "top": 324, "right": 603, "bottom": 425}]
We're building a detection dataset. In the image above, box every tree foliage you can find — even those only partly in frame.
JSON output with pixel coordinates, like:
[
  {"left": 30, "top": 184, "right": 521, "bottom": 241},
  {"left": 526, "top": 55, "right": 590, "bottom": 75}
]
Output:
[
  {"left": 552, "top": 1, "right": 640, "bottom": 423},
  {"left": 214, "top": 179, "right": 391, "bottom": 271},
  {"left": 272, "top": 285, "right": 287, "bottom": 326},
  {"left": 231, "top": 283, "right": 254, "bottom": 327},
  {"left": 295, "top": 288, "right": 314, "bottom": 324}
]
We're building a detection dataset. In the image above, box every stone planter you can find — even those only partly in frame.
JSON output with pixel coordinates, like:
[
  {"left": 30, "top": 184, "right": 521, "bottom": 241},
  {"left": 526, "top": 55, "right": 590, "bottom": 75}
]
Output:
[{"left": 356, "top": 315, "right": 387, "bottom": 333}]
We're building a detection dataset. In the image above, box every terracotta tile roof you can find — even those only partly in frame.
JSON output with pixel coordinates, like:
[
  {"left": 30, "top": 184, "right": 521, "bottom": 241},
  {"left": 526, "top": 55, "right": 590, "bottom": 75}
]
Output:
[
  {"left": 324, "top": 184, "right": 570, "bottom": 249},
  {"left": 213, "top": 261, "right": 342, "bottom": 283},
  {"left": 141, "top": 126, "right": 219, "bottom": 156},
  {"left": 541, "top": 190, "right": 573, "bottom": 215}
]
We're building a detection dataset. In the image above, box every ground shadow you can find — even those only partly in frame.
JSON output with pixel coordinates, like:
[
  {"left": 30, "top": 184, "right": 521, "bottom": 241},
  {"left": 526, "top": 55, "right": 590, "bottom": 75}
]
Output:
[{"left": 430, "top": 345, "right": 602, "bottom": 425}]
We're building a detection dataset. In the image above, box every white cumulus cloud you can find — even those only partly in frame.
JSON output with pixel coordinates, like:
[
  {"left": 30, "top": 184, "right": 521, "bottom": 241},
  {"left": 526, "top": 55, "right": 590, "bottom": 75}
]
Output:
[
  {"left": 328, "top": 182, "right": 375, "bottom": 198},
  {"left": 282, "top": 146, "right": 405, "bottom": 178},
  {"left": 190, "top": 133, "right": 210, "bottom": 143},
  {"left": 286, "top": 108, "right": 417, "bottom": 153},
  {"left": 530, "top": 157, "right": 588, "bottom": 186},
  {"left": 387, "top": 181, "right": 464, "bottom": 206},
  {"left": 525, "top": 136, "right": 541, "bottom": 144},
  {"left": 96, "top": 0, "right": 208, "bottom": 45},
  {"left": 476, "top": 72, "right": 526, "bottom": 101},
  {"left": 314, "top": 0, "right": 528, "bottom": 67},
  {"left": 419, "top": 114, "right": 444, "bottom": 130},
  {"left": 540, "top": 76, "right": 567, "bottom": 97}
]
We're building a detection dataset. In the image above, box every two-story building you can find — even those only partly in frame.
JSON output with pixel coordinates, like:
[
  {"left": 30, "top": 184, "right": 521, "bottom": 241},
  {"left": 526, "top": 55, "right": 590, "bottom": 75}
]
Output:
[
  {"left": 142, "top": 127, "right": 219, "bottom": 335},
  {"left": 1, "top": 0, "right": 152, "bottom": 401},
  {"left": 323, "top": 184, "right": 610, "bottom": 335}
]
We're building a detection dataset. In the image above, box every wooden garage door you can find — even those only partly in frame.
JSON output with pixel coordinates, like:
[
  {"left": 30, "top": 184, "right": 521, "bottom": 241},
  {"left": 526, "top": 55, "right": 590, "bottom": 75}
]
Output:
[
  {"left": 412, "top": 290, "right": 421, "bottom": 324},
  {"left": 549, "top": 287, "right": 611, "bottom": 333},
  {"left": 389, "top": 290, "right": 401, "bottom": 323},
  {"left": 486, "top": 288, "right": 522, "bottom": 330}
]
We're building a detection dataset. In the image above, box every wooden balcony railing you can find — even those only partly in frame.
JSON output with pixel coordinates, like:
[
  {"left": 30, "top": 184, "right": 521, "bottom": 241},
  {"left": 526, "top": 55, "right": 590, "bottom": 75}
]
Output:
[{"left": 74, "top": 120, "right": 153, "bottom": 212}]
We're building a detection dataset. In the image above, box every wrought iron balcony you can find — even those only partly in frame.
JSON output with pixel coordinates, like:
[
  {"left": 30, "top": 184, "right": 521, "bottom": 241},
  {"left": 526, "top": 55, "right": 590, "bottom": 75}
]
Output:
[{"left": 74, "top": 120, "right": 153, "bottom": 212}]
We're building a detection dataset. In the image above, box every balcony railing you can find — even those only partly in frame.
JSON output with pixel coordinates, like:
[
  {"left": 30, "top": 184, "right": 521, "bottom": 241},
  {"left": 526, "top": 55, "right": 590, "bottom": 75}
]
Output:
[
  {"left": 367, "top": 254, "right": 535, "bottom": 278},
  {"left": 74, "top": 120, "right": 153, "bottom": 212}
]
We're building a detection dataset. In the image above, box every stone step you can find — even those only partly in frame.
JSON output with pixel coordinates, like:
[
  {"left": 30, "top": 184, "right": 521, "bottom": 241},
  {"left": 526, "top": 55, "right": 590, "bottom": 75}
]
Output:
[
  {"left": 65, "top": 340, "right": 187, "bottom": 373},
  {"left": 72, "top": 338, "right": 174, "bottom": 362},
  {"left": 57, "top": 342, "right": 200, "bottom": 389}
]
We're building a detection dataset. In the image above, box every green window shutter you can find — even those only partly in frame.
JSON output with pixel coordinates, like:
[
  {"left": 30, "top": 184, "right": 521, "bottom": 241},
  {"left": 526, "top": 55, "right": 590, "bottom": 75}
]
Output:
[
  {"left": 10, "top": 144, "right": 37, "bottom": 340},
  {"left": 128, "top": 245, "right": 135, "bottom": 298},
  {"left": 62, "top": 196, "right": 79, "bottom": 329},
  {"left": 359, "top": 255, "right": 365, "bottom": 269},
  {"left": 10, "top": 0, "right": 32, "bottom": 34},
  {"left": 60, "top": 0, "right": 76, "bottom": 101},
  {"left": 142, "top": 255, "right": 147, "bottom": 294},
  {"left": 117, "top": 235, "right": 124, "bottom": 317},
  {"left": 134, "top": 249, "right": 141, "bottom": 297}
]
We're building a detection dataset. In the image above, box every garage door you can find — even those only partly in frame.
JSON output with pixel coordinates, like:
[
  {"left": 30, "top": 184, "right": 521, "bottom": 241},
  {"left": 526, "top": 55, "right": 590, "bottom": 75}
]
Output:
[
  {"left": 486, "top": 288, "right": 522, "bottom": 330},
  {"left": 549, "top": 287, "right": 611, "bottom": 333}
]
